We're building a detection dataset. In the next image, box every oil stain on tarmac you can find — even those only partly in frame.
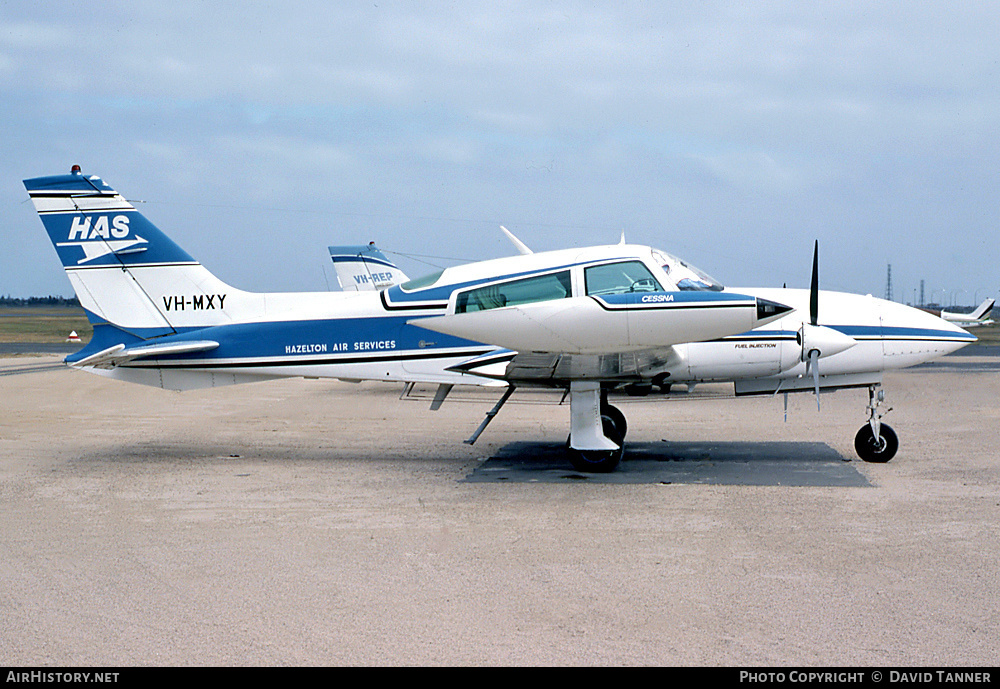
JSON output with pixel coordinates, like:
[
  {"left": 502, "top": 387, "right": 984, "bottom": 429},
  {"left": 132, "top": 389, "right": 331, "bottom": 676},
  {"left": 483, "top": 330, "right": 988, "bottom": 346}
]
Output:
[{"left": 464, "top": 440, "right": 871, "bottom": 486}]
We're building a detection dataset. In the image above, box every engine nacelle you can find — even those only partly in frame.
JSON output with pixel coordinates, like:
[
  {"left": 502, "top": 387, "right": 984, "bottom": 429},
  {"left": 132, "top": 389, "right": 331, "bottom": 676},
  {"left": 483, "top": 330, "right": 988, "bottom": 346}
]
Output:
[{"left": 798, "top": 323, "right": 857, "bottom": 361}]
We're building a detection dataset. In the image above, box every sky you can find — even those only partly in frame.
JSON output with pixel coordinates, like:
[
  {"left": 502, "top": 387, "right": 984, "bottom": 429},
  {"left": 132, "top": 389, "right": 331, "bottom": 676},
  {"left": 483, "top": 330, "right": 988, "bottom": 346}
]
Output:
[{"left": 2, "top": 1, "right": 998, "bottom": 306}]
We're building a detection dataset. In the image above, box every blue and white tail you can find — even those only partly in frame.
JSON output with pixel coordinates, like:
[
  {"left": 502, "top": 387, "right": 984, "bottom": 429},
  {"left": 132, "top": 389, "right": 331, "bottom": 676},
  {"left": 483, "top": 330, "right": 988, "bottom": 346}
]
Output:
[
  {"left": 24, "top": 167, "right": 260, "bottom": 341},
  {"left": 328, "top": 243, "right": 408, "bottom": 291}
]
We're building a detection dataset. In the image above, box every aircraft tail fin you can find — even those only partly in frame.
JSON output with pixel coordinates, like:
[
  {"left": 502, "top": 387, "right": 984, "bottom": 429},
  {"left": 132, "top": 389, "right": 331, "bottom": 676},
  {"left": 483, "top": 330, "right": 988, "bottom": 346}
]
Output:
[
  {"left": 24, "top": 167, "right": 254, "bottom": 349},
  {"left": 328, "top": 243, "right": 408, "bottom": 291},
  {"left": 971, "top": 298, "right": 995, "bottom": 320}
]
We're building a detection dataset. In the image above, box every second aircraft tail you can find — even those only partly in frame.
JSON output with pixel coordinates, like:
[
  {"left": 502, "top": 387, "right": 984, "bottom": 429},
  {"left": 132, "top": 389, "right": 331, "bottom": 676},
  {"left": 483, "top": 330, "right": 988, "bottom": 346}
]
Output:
[{"left": 328, "top": 243, "right": 408, "bottom": 291}]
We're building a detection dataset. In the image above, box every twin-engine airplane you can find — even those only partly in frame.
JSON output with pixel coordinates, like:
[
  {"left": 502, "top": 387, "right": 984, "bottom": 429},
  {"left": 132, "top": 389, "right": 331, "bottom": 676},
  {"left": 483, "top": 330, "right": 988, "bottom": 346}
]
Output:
[{"left": 25, "top": 167, "right": 975, "bottom": 472}]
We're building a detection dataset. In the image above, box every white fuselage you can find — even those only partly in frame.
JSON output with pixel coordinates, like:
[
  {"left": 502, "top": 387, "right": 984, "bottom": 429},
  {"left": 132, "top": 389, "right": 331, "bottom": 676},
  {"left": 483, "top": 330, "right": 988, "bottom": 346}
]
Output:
[{"left": 89, "top": 282, "right": 973, "bottom": 393}]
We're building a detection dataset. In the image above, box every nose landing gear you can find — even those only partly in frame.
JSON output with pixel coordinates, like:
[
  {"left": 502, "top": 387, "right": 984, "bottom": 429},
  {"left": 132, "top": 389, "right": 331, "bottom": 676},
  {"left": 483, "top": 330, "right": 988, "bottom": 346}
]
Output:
[{"left": 855, "top": 384, "right": 898, "bottom": 462}]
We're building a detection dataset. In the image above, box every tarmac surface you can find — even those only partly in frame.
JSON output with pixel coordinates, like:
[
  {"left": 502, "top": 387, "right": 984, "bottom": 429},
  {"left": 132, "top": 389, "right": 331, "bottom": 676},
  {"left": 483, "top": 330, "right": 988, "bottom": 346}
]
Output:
[{"left": 1, "top": 354, "right": 998, "bottom": 666}]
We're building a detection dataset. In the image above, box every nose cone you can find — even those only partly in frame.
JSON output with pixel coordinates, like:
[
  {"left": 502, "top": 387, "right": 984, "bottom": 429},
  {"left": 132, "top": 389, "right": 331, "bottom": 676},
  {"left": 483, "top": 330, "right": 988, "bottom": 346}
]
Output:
[
  {"left": 755, "top": 297, "right": 794, "bottom": 325},
  {"left": 934, "top": 317, "right": 978, "bottom": 356},
  {"left": 880, "top": 300, "right": 977, "bottom": 365}
]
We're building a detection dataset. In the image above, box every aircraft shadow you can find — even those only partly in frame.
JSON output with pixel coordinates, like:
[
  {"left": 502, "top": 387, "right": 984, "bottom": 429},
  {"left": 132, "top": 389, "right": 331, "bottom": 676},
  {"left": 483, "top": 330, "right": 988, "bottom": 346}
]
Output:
[{"left": 463, "top": 440, "right": 871, "bottom": 486}]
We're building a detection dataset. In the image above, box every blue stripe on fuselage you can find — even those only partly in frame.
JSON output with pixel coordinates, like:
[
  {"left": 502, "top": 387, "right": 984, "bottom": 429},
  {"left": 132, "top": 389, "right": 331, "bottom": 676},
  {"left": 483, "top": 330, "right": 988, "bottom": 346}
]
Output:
[
  {"left": 833, "top": 324, "right": 975, "bottom": 341},
  {"left": 72, "top": 315, "right": 487, "bottom": 365}
]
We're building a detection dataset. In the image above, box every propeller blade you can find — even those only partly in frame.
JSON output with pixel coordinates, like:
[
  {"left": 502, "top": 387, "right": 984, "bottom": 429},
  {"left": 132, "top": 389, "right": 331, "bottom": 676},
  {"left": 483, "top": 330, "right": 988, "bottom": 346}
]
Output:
[
  {"left": 809, "top": 348, "right": 821, "bottom": 411},
  {"left": 810, "top": 240, "right": 819, "bottom": 327}
]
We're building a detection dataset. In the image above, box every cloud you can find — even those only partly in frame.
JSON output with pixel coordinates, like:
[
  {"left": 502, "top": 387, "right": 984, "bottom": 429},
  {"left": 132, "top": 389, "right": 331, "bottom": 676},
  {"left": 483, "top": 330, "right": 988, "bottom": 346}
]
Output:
[{"left": 2, "top": 2, "right": 1000, "bottom": 297}]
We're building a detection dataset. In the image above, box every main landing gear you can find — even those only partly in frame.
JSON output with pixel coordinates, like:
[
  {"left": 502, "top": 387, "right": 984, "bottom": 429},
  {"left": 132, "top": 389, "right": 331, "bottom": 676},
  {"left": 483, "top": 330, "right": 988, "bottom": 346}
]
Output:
[
  {"left": 855, "top": 383, "right": 898, "bottom": 463},
  {"left": 567, "top": 381, "right": 627, "bottom": 473},
  {"left": 462, "top": 381, "right": 628, "bottom": 472}
]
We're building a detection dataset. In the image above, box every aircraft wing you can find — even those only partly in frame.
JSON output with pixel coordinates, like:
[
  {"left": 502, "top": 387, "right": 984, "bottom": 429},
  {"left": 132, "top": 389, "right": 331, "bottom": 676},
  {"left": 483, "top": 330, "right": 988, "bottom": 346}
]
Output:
[{"left": 447, "top": 348, "right": 679, "bottom": 384}]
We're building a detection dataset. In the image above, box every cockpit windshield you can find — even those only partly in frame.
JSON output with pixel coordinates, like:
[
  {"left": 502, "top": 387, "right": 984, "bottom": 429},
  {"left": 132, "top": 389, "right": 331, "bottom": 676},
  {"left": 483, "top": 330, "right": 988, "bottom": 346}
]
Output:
[{"left": 652, "top": 249, "right": 725, "bottom": 292}]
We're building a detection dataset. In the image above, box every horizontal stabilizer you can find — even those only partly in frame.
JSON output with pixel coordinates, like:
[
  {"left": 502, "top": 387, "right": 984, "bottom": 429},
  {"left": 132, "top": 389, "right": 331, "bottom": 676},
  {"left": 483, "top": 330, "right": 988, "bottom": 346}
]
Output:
[{"left": 73, "top": 340, "right": 219, "bottom": 369}]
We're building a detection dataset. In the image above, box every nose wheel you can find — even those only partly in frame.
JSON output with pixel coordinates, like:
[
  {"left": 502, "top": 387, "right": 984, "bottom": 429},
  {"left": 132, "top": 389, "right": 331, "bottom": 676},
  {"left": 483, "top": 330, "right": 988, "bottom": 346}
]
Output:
[
  {"left": 854, "top": 423, "right": 898, "bottom": 462},
  {"left": 856, "top": 384, "right": 898, "bottom": 462}
]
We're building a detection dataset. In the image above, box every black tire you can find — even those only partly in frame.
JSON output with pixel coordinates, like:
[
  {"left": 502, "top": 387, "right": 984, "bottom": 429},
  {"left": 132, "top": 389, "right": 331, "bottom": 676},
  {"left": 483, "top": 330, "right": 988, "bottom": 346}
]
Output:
[
  {"left": 601, "top": 404, "right": 627, "bottom": 444},
  {"left": 854, "top": 423, "right": 899, "bottom": 463},
  {"left": 568, "top": 446, "right": 623, "bottom": 473}
]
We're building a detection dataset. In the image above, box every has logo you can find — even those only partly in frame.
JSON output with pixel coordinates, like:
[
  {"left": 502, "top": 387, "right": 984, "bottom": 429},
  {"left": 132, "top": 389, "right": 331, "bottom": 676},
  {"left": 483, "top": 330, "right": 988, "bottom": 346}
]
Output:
[
  {"left": 67, "top": 214, "right": 130, "bottom": 240},
  {"left": 56, "top": 214, "right": 149, "bottom": 265}
]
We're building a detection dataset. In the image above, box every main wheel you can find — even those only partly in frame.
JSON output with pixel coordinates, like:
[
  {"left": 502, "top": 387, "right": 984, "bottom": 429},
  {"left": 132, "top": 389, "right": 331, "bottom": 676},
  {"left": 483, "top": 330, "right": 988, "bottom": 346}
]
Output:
[
  {"left": 601, "top": 404, "right": 627, "bottom": 444},
  {"left": 854, "top": 423, "right": 898, "bottom": 463},
  {"left": 568, "top": 446, "right": 623, "bottom": 473}
]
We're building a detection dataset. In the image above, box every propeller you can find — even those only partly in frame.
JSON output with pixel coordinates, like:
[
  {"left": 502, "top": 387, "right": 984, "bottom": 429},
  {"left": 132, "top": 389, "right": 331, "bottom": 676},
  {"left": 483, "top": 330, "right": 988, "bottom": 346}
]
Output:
[
  {"left": 798, "top": 241, "right": 857, "bottom": 411},
  {"left": 809, "top": 240, "right": 819, "bottom": 327},
  {"left": 807, "top": 241, "right": 821, "bottom": 408}
]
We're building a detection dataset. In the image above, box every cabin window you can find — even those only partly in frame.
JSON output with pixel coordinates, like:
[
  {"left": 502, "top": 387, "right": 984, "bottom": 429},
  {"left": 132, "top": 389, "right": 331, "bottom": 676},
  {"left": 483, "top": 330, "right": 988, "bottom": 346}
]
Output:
[
  {"left": 455, "top": 270, "right": 572, "bottom": 314},
  {"left": 584, "top": 261, "right": 662, "bottom": 296}
]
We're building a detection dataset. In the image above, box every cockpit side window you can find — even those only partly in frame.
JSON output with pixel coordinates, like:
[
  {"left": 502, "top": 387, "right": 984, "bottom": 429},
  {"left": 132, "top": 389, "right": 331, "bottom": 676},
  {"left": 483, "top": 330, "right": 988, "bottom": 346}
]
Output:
[
  {"left": 455, "top": 270, "right": 572, "bottom": 314},
  {"left": 584, "top": 261, "right": 662, "bottom": 296}
]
